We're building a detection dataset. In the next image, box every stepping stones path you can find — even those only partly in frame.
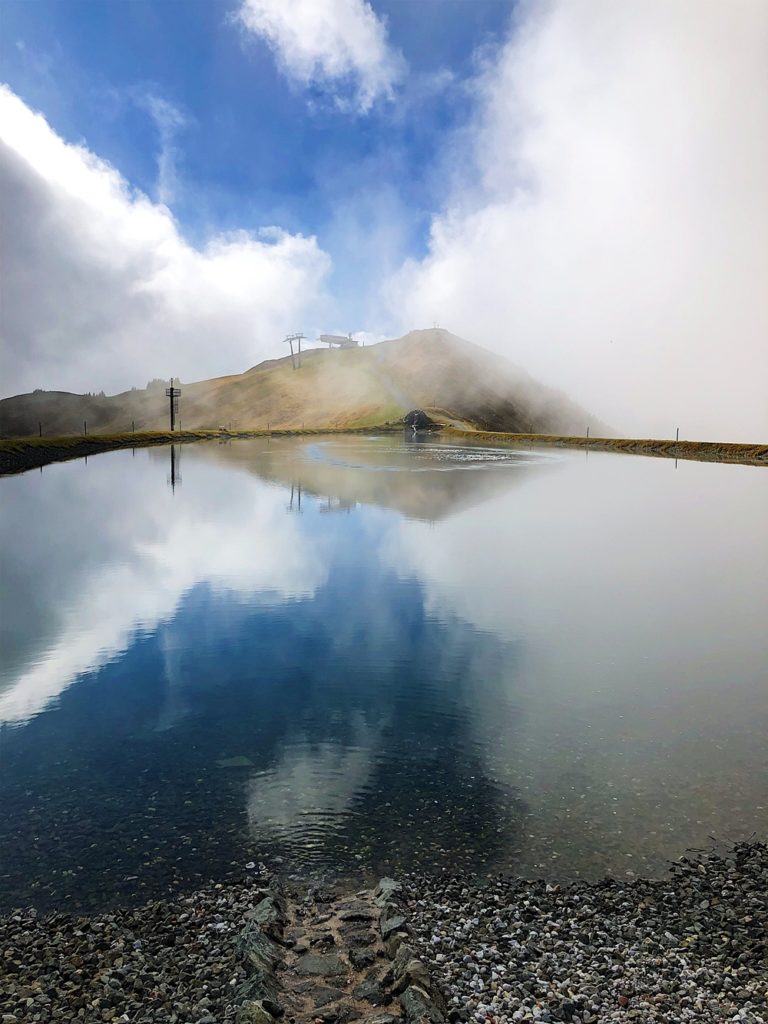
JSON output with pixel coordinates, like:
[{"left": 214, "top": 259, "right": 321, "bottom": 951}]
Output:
[{"left": 236, "top": 878, "right": 446, "bottom": 1024}]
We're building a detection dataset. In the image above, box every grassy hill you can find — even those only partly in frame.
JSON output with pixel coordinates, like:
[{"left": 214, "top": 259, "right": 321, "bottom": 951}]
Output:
[{"left": 0, "top": 329, "right": 606, "bottom": 437}]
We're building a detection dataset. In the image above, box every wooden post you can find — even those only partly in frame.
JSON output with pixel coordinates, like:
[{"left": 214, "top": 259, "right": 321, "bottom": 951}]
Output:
[
  {"left": 132, "top": 419, "right": 135, "bottom": 432},
  {"left": 676, "top": 427, "right": 679, "bottom": 442},
  {"left": 586, "top": 426, "right": 590, "bottom": 438},
  {"left": 84, "top": 420, "right": 87, "bottom": 436},
  {"left": 38, "top": 422, "right": 42, "bottom": 437}
]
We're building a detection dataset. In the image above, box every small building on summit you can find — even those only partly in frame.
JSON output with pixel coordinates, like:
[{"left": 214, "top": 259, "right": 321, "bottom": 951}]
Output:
[{"left": 320, "top": 334, "right": 359, "bottom": 349}]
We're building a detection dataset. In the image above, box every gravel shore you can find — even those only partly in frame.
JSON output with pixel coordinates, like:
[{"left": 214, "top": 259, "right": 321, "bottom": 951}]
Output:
[
  {"left": 0, "top": 844, "right": 765, "bottom": 1024},
  {"left": 0, "top": 875, "right": 267, "bottom": 1022},
  {"left": 402, "top": 843, "right": 767, "bottom": 1024}
]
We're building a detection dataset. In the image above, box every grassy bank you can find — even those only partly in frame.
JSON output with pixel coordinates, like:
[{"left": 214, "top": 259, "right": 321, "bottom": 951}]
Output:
[
  {"left": 0, "top": 425, "right": 402, "bottom": 476},
  {"left": 444, "top": 428, "right": 768, "bottom": 466}
]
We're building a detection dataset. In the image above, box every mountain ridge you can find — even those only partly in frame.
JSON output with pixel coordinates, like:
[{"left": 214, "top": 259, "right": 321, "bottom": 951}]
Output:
[{"left": 0, "top": 329, "right": 609, "bottom": 437}]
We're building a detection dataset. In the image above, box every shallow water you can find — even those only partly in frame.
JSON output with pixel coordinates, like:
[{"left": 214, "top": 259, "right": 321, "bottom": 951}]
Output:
[{"left": 0, "top": 436, "right": 766, "bottom": 911}]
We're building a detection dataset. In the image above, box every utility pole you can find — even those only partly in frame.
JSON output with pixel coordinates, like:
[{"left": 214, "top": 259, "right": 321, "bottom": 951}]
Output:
[{"left": 165, "top": 379, "right": 181, "bottom": 431}]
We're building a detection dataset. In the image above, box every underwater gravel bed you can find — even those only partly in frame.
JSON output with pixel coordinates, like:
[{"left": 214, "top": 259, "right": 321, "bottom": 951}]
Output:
[{"left": 402, "top": 843, "right": 767, "bottom": 1024}]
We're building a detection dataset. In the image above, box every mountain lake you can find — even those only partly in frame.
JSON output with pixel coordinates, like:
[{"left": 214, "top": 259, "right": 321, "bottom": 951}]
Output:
[{"left": 0, "top": 435, "right": 766, "bottom": 912}]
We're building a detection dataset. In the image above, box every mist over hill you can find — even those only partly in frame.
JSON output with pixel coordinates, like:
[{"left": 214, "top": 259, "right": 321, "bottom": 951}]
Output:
[{"left": 0, "top": 330, "right": 608, "bottom": 438}]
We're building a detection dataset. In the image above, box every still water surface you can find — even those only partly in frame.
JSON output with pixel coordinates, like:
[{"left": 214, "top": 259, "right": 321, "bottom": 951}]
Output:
[{"left": 0, "top": 436, "right": 766, "bottom": 911}]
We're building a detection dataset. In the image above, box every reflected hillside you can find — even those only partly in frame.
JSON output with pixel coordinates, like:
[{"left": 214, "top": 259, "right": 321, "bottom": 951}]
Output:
[{"left": 186, "top": 434, "right": 549, "bottom": 521}]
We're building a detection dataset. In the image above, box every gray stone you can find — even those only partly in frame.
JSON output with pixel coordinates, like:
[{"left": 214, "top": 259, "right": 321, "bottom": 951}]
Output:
[
  {"left": 339, "top": 901, "right": 376, "bottom": 921},
  {"left": 400, "top": 986, "right": 445, "bottom": 1024},
  {"left": 392, "top": 943, "right": 416, "bottom": 975},
  {"left": 314, "top": 988, "right": 345, "bottom": 1007},
  {"left": 236, "top": 971, "right": 281, "bottom": 1006},
  {"left": 237, "top": 920, "right": 283, "bottom": 973},
  {"left": 349, "top": 949, "right": 377, "bottom": 969},
  {"left": 312, "top": 931, "right": 337, "bottom": 949},
  {"left": 316, "top": 1001, "right": 363, "bottom": 1023},
  {"left": 384, "top": 932, "right": 409, "bottom": 959},
  {"left": 392, "top": 961, "right": 431, "bottom": 996},
  {"left": 380, "top": 908, "right": 407, "bottom": 940},
  {"left": 237, "top": 1000, "right": 277, "bottom": 1024},
  {"left": 248, "top": 896, "right": 283, "bottom": 939},
  {"left": 295, "top": 953, "right": 347, "bottom": 977},
  {"left": 340, "top": 923, "right": 377, "bottom": 945},
  {"left": 374, "top": 879, "right": 403, "bottom": 908},
  {"left": 352, "top": 980, "right": 389, "bottom": 1006}
]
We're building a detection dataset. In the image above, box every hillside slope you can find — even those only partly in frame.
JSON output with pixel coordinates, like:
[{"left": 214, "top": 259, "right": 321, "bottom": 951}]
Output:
[{"left": 0, "top": 329, "right": 607, "bottom": 437}]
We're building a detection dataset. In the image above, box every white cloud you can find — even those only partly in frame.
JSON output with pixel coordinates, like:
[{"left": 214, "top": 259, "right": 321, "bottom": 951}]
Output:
[
  {"left": 0, "top": 446, "right": 327, "bottom": 726},
  {"left": 237, "top": 0, "right": 402, "bottom": 112},
  {"left": 389, "top": 1, "right": 768, "bottom": 441},
  {"left": 0, "top": 85, "right": 331, "bottom": 397},
  {"left": 144, "top": 94, "right": 186, "bottom": 206}
]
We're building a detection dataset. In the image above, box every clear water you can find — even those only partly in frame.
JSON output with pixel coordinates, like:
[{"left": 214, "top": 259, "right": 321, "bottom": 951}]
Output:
[{"left": 0, "top": 436, "right": 766, "bottom": 912}]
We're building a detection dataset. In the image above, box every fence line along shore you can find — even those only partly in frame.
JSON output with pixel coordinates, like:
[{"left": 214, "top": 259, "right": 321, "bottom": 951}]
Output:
[{"left": 0, "top": 427, "right": 766, "bottom": 476}]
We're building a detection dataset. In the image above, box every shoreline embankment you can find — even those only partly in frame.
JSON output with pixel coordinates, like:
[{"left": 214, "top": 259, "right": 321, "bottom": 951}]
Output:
[
  {"left": 444, "top": 428, "right": 768, "bottom": 466},
  {"left": 0, "top": 426, "right": 402, "bottom": 476},
  {"left": 0, "top": 427, "right": 766, "bottom": 477},
  {"left": 0, "top": 844, "right": 765, "bottom": 1023}
]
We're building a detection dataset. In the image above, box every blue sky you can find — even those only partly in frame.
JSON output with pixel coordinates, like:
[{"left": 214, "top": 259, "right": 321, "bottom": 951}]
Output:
[
  {"left": 1, "top": 1, "right": 766, "bottom": 438},
  {"left": 1, "top": 0, "right": 511, "bottom": 252}
]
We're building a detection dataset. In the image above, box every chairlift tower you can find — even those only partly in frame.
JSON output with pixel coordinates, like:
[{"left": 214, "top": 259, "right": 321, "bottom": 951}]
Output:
[{"left": 284, "top": 333, "right": 305, "bottom": 370}]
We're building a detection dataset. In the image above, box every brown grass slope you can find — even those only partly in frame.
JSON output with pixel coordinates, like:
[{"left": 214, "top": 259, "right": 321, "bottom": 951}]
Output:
[{"left": 0, "top": 329, "right": 605, "bottom": 438}]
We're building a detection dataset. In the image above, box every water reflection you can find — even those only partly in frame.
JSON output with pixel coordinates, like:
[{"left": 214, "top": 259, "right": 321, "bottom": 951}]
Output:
[
  {"left": 0, "top": 437, "right": 766, "bottom": 911},
  {"left": 167, "top": 443, "right": 181, "bottom": 492},
  {"left": 197, "top": 435, "right": 543, "bottom": 522}
]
